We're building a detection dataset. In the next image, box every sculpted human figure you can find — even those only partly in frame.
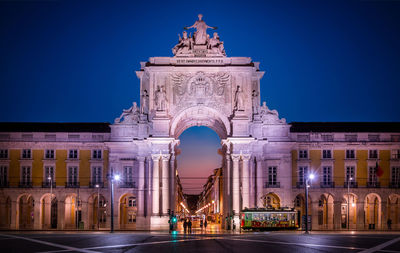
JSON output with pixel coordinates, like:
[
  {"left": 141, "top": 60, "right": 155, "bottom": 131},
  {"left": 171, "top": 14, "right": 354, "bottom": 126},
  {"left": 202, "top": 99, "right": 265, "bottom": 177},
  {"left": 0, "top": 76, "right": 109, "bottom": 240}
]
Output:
[
  {"left": 208, "top": 32, "right": 225, "bottom": 55},
  {"left": 172, "top": 31, "right": 192, "bottom": 55},
  {"left": 234, "top": 86, "right": 245, "bottom": 111},
  {"left": 252, "top": 90, "right": 259, "bottom": 114},
  {"left": 141, "top": 89, "right": 149, "bottom": 114},
  {"left": 184, "top": 14, "right": 217, "bottom": 45},
  {"left": 114, "top": 102, "right": 139, "bottom": 123},
  {"left": 155, "top": 86, "right": 167, "bottom": 111}
]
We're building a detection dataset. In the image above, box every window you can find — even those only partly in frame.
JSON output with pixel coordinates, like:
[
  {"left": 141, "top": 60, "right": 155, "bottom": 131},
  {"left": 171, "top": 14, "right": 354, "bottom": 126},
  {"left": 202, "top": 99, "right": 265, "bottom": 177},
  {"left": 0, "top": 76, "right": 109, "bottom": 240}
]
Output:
[
  {"left": 369, "top": 150, "right": 378, "bottom": 159},
  {"left": 92, "top": 167, "right": 102, "bottom": 183},
  {"left": 322, "top": 134, "right": 333, "bottom": 142},
  {"left": 0, "top": 149, "right": 8, "bottom": 159},
  {"left": 368, "top": 166, "right": 378, "bottom": 183},
  {"left": 392, "top": 167, "right": 400, "bottom": 185},
  {"left": 368, "top": 135, "right": 380, "bottom": 142},
  {"left": 299, "top": 166, "right": 308, "bottom": 183},
  {"left": 345, "top": 135, "right": 357, "bottom": 142},
  {"left": 0, "top": 166, "right": 8, "bottom": 185},
  {"left": 22, "top": 149, "right": 31, "bottom": 159},
  {"left": 391, "top": 150, "right": 400, "bottom": 159},
  {"left": 128, "top": 212, "right": 136, "bottom": 223},
  {"left": 124, "top": 166, "right": 134, "bottom": 182},
  {"left": 68, "top": 149, "right": 78, "bottom": 159},
  {"left": 322, "top": 166, "right": 332, "bottom": 184},
  {"left": 299, "top": 150, "right": 308, "bottom": 159},
  {"left": 268, "top": 166, "right": 277, "bottom": 185},
  {"left": 45, "top": 166, "right": 55, "bottom": 181},
  {"left": 346, "top": 150, "right": 355, "bottom": 159},
  {"left": 21, "top": 166, "right": 31, "bottom": 184},
  {"left": 128, "top": 197, "right": 136, "bottom": 207},
  {"left": 45, "top": 149, "right": 55, "bottom": 159},
  {"left": 68, "top": 167, "right": 78, "bottom": 183},
  {"left": 322, "top": 150, "right": 332, "bottom": 159},
  {"left": 345, "top": 166, "right": 355, "bottom": 182},
  {"left": 295, "top": 196, "right": 301, "bottom": 207},
  {"left": 297, "top": 135, "right": 309, "bottom": 141},
  {"left": 92, "top": 150, "right": 102, "bottom": 159}
]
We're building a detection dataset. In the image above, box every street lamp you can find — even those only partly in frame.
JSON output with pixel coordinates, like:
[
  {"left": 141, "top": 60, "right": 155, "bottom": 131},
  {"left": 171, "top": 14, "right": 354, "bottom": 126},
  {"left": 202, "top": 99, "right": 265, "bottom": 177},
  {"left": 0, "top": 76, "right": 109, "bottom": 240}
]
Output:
[
  {"left": 110, "top": 173, "right": 120, "bottom": 233},
  {"left": 95, "top": 184, "right": 100, "bottom": 230},
  {"left": 305, "top": 173, "right": 314, "bottom": 234},
  {"left": 347, "top": 177, "right": 353, "bottom": 230}
]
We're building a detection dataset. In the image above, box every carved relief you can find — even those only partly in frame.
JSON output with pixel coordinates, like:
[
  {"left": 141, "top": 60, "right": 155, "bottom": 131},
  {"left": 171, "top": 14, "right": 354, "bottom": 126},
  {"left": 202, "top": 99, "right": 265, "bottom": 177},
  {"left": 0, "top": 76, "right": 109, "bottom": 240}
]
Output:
[{"left": 170, "top": 71, "right": 230, "bottom": 114}]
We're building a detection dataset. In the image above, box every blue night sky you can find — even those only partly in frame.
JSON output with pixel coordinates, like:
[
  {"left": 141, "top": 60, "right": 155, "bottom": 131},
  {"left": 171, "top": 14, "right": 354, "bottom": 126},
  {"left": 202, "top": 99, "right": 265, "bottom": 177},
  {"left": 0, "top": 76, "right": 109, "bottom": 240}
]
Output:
[{"left": 1, "top": 0, "right": 399, "bottom": 193}]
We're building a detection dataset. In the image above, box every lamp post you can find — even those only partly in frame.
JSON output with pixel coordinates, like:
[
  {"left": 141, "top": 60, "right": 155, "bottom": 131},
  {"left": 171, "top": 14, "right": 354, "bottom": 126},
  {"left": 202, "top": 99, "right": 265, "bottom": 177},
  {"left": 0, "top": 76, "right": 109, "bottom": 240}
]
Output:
[
  {"left": 110, "top": 174, "right": 120, "bottom": 233},
  {"left": 305, "top": 173, "right": 314, "bottom": 234},
  {"left": 95, "top": 184, "right": 100, "bottom": 230},
  {"left": 347, "top": 177, "right": 353, "bottom": 230}
]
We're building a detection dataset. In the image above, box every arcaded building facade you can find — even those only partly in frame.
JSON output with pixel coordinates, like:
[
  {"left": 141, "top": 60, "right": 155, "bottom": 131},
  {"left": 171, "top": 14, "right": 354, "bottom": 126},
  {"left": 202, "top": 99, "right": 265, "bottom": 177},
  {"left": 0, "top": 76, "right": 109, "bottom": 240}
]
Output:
[{"left": 1, "top": 16, "right": 399, "bottom": 230}]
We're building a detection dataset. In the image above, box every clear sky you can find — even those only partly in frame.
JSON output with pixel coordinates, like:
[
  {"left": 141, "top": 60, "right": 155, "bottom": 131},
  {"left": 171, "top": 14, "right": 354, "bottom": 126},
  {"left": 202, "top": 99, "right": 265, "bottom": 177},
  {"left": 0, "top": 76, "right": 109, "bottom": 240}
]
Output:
[{"left": 1, "top": 0, "right": 399, "bottom": 194}]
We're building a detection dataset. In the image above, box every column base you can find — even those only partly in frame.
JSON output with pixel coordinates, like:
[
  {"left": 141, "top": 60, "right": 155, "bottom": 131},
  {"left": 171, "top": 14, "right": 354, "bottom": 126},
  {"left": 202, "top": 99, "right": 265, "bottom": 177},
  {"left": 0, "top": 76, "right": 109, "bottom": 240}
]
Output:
[
  {"left": 150, "top": 215, "right": 170, "bottom": 230},
  {"left": 136, "top": 216, "right": 150, "bottom": 230}
]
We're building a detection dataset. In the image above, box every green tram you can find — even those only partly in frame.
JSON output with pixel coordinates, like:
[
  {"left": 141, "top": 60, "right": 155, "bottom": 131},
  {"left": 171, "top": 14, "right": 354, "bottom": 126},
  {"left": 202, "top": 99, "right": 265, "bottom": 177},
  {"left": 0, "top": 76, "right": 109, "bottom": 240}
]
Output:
[{"left": 240, "top": 208, "right": 299, "bottom": 230}]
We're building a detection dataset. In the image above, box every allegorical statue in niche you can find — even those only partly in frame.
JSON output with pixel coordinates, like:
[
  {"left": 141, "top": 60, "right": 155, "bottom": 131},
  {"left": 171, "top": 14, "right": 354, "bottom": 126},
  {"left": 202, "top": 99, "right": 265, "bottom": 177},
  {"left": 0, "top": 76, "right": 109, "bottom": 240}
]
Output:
[
  {"left": 184, "top": 14, "right": 217, "bottom": 45},
  {"left": 252, "top": 90, "right": 259, "bottom": 114},
  {"left": 155, "top": 86, "right": 167, "bottom": 111},
  {"left": 234, "top": 85, "right": 245, "bottom": 111},
  {"left": 141, "top": 89, "right": 149, "bottom": 114},
  {"left": 114, "top": 102, "right": 139, "bottom": 124},
  {"left": 172, "top": 31, "right": 193, "bottom": 55},
  {"left": 208, "top": 32, "right": 226, "bottom": 56}
]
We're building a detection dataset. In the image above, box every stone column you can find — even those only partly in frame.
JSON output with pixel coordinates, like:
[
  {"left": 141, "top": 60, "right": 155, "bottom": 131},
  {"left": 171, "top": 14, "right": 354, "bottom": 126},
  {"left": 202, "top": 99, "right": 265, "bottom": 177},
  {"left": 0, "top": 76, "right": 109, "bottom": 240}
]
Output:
[
  {"left": 10, "top": 200, "right": 17, "bottom": 229},
  {"left": 231, "top": 154, "right": 240, "bottom": 215},
  {"left": 241, "top": 155, "right": 251, "bottom": 209},
  {"left": 81, "top": 201, "right": 89, "bottom": 229},
  {"left": 356, "top": 200, "right": 365, "bottom": 230},
  {"left": 256, "top": 157, "right": 263, "bottom": 208},
  {"left": 169, "top": 154, "right": 176, "bottom": 212},
  {"left": 151, "top": 155, "right": 160, "bottom": 215},
  {"left": 161, "top": 154, "right": 170, "bottom": 216},
  {"left": 138, "top": 157, "right": 145, "bottom": 216},
  {"left": 57, "top": 200, "right": 65, "bottom": 230},
  {"left": 381, "top": 201, "right": 388, "bottom": 230},
  {"left": 333, "top": 201, "right": 342, "bottom": 230},
  {"left": 311, "top": 200, "right": 319, "bottom": 230},
  {"left": 33, "top": 199, "right": 41, "bottom": 230}
]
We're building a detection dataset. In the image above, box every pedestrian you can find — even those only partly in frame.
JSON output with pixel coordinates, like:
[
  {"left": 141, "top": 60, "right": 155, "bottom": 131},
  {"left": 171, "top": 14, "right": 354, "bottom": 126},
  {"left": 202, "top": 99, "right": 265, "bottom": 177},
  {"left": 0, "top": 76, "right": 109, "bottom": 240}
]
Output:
[
  {"left": 387, "top": 218, "right": 392, "bottom": 230},
  {"left": 188, "top": 219, "right": 192, "bottom": 233},
  {"left": 183, "top": 219, "right": 188, "bottom": 233},
  {"left": 204, "top": 220, "right": 208, "bottom": 231},
  {"left": 200, "top": 219, "right": 203, "bottom": 230},
  {"left": 232, "top": 219, "right": 236, "bottom": 231}
]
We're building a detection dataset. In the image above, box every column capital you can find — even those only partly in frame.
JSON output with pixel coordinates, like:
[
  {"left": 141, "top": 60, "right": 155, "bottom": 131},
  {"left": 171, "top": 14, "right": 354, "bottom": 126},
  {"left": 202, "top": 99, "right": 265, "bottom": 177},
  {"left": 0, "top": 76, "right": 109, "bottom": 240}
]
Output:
[
  {"left": 151, "top": 154, "right": 161, "bottom": 161},
  {"left": 137, "top": 156, "right": 146, "bottom": 162},
  {"left": 241, "top": 154, "right": 251, "bottom": 161},
  {"left": 231, "top": 154, "right": 241, "bottom": 161},
  {"left": 161, "top": 154, "right": 170, "bottom": 161}
]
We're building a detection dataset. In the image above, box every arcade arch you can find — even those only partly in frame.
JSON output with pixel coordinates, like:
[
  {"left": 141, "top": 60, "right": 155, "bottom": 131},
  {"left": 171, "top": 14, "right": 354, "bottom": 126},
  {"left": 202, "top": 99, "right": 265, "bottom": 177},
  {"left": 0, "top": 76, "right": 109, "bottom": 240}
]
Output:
[
  {"left": 40, "top": 193, "right": 57, "bottom": 229},
  {"left": 88, "top": 193, "right": 107, "bottom": 229},
  {"left": 365, "top": 193, "right": 381, "bottom": 229},
  {"left": 17, "top": 194, "right": 34, "bottom": 229},
  {"left": 0, "top": 196, "right": 11, "bottom": 228}
]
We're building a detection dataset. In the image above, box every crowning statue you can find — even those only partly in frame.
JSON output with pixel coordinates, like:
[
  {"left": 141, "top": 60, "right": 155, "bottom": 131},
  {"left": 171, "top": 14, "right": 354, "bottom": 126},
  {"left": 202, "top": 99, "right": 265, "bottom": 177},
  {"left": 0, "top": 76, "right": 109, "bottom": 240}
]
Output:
[
  {"left": 252, "top": 90, "right": 259, "bottom": 114},
  {"left": 172, "top": 14, "right": 226, "bottom": 56},
  {"left": 141, "top": 89, "right": 149, "bottom": 114},
  {"left": 184, "top": 14, "right": 216, "bottom": 45}
]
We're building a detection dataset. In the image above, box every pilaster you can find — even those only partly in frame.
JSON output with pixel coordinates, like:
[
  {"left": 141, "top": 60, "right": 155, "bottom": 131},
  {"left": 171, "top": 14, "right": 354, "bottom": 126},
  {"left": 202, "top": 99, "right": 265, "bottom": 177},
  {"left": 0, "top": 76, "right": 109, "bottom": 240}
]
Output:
[
  {"left": 151, "top": 154, "right": 160, "bottom": 215},
  {"left": 161, "top": 154, "right": 170, "bottom": 215}
]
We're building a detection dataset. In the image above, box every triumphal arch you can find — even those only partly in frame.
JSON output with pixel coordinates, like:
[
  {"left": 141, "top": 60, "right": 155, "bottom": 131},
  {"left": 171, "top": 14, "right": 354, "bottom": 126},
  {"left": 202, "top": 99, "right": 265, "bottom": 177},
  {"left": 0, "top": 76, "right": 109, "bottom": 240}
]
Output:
[{"left": 109, "top": 15, "right": 291, "bottom": 229}]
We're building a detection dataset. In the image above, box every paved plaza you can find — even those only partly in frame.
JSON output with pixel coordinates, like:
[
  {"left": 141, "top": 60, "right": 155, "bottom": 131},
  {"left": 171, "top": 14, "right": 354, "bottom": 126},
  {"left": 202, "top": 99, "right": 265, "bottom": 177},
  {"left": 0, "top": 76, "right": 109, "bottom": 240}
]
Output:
[{"left": 1, "top": 230, "right": 400, "bottom": 253}]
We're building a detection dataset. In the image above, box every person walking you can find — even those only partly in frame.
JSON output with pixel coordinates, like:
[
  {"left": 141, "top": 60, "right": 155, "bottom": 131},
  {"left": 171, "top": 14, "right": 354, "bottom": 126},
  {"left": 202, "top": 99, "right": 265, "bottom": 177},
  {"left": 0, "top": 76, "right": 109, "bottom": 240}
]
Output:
[
  {"left": 200, "top": 219, "right": 204, "bottom": 231},
  {"left": 188, "top": 219, "right": 192, "bottom": 233},
  {"left": 183, "top": 219, "right": 188, "bottom": 233},
  {"left": 204, "top": 220, "right": 208, "bottom": 232},
  {"left": 387, "top": 218, "right": 392, "bottom": 230}
]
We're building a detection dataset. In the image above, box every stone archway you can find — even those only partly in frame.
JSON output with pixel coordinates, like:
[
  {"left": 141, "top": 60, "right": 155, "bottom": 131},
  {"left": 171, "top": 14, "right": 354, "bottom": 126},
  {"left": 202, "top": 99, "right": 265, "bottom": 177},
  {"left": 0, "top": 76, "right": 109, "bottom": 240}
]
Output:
[
  {"left": 40, "top": 193, "right": 57, "bottom": 229},
  {"left": 17, "top": 194, "right": 34, "bottom": 229},
  {"left": 318, "top": 194, "right": 334, "bottom": 229},
  {"left": 0, "top": 196, "right": 11, "bottom": 229},
  {"left": 365, "top": 193, "right": 381, "bottom": 229},
  {"left": 119, "top": 193, "right": 137, "bottom": 229},
  {"left": 263, "top": 192, "right": 281, "bottom": 209}
]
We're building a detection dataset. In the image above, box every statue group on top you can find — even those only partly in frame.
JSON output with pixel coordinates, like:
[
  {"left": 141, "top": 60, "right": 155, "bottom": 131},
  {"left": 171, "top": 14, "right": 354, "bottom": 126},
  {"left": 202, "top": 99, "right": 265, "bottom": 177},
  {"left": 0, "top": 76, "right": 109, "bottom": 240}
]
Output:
[{"left": 172, "top": 14, "right": 226, "bottom": 56}]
